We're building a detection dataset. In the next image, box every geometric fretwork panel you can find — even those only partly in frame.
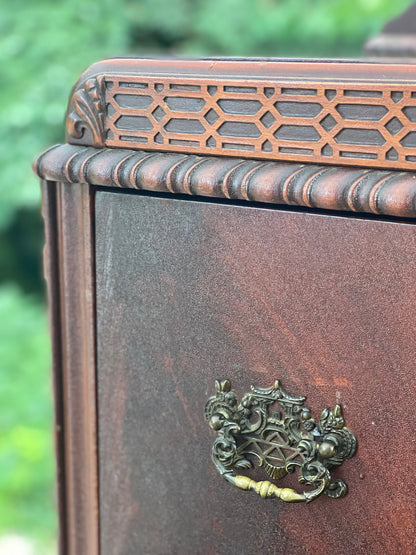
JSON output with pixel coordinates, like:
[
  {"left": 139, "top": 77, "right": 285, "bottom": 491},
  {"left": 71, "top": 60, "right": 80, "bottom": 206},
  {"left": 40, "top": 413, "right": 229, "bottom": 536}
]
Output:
[{"left": 105, "top": 75, "right": 416, "bottom": 169}]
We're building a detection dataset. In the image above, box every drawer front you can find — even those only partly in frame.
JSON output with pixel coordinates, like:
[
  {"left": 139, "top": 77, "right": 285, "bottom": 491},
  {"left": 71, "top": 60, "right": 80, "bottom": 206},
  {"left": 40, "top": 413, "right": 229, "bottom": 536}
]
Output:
[{"left": 95, "top": 192, "right": 416, "bottom": 554}]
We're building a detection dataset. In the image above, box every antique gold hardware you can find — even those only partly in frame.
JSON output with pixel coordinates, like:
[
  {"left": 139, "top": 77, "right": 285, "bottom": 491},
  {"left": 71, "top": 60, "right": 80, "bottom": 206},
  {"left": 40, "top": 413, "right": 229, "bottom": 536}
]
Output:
[{"left": 205, "top": 380, "right": 357, "bottom": 503}]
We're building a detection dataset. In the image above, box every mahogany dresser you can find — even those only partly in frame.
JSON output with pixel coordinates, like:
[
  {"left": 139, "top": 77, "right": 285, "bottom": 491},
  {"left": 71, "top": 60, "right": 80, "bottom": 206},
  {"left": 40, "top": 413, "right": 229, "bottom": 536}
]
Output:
[{"left": 35, "top": 58, "right": 416, "bottom": 555}]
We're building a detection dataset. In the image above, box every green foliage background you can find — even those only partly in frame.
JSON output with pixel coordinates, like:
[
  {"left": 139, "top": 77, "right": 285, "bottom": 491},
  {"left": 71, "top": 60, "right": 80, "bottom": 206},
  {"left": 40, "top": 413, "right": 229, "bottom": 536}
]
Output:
[{"left": 0, "top": 0, "right": 412, "bottom": 550}]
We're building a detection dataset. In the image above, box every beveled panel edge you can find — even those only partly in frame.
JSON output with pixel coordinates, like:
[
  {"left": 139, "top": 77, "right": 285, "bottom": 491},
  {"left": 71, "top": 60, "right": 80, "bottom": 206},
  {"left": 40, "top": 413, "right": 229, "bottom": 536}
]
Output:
[
  {"left": 65, "top": 58, "right": 416, "bottom": 171},
  {"left": 35, "top": 144, "right": 416, "bottom": 218}
]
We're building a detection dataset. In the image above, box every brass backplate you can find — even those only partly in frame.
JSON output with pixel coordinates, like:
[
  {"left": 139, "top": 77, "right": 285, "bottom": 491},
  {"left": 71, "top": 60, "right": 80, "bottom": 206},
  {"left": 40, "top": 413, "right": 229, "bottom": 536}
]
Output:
[{"left": 205, "top": 380, "right": 357, "bottom": 503}]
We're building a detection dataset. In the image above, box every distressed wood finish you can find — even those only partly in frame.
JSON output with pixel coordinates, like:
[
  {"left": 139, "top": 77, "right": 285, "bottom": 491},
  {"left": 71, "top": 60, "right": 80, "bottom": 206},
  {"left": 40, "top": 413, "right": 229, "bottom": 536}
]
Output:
[
  {"left": 41, "top": 181, "right": 99, "bottom": 554},
  {"left": 66, "top": 58, "right": 416, "bottom": 170},
  {"left": 35, "top": 144, "right": 416, "bottom": 218},
  {"left": 35, "top": 54, "right": 416, "bottom": 555},
  {"left": 96, "top": 192, "right": 416, "bottom": 554}
]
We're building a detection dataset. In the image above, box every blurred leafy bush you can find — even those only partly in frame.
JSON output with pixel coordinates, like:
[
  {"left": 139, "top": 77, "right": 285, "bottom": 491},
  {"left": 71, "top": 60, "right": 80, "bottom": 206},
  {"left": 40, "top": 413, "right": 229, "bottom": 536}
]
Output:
[
  {"left": 0, "top": 1, "right": 129, "bottom": 549},
  {"left": 128, "top": 0, "right": 412, "bottom": 56},
  {"left": 0, "top": 0, "right": 412, "bottom": 550},
  {"left": 0, "top": 287, "right": 53, "bottom": 546}
]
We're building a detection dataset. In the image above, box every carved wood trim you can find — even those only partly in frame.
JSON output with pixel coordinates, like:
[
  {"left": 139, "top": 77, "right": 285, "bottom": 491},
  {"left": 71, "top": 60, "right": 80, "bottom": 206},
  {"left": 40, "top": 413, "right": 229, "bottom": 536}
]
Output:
[
  {"left": 66, "top": 76, "right": 106, "bottom": 148},
  {"left": 65, "top": 58, "right": 416, "bottom": 171},
  {"left": 36, "top": 144, "right": 416, "bottom": 218}
]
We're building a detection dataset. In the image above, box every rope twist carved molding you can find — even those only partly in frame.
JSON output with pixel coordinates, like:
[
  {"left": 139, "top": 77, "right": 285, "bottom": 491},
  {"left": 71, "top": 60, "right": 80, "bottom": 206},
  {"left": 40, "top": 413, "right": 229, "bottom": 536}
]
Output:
[
  {"left": 35, "top": 144, "right": 416, "bottom": 218},
  {"left": 65, "top": 59, "right": 416, "bottom": 171}
]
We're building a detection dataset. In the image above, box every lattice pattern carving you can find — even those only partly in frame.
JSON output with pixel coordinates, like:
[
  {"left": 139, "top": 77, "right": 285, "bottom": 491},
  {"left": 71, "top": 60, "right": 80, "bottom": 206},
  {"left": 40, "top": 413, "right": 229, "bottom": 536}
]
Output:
[{"left": 100, "top": 75, "right": 416, "bottom": 170}]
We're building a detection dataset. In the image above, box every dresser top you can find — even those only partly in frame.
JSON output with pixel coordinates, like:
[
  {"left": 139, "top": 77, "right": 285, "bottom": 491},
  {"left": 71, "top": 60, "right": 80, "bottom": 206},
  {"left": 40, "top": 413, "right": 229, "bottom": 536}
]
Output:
[
  {"left": 78, "top": 57, "right": 416, "bottom": 84},
  {"left": 34, "top": 57, "right": 416, "bottom": 219},
  {"left": 65, "top": 57, "right": 416, "bottom": 173}
]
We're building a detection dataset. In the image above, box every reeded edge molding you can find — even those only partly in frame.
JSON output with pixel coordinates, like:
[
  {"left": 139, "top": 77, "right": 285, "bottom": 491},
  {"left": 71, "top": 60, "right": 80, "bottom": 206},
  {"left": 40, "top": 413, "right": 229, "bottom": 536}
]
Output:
[{"left": 34, "top": 144, "right": 416, "bottom": 218}]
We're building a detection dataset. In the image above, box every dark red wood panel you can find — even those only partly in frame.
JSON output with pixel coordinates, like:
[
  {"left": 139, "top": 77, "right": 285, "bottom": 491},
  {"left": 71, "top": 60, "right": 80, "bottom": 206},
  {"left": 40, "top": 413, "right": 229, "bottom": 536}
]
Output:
[{"left": 95, "top": 193, "right": 416, "bottom": 555}]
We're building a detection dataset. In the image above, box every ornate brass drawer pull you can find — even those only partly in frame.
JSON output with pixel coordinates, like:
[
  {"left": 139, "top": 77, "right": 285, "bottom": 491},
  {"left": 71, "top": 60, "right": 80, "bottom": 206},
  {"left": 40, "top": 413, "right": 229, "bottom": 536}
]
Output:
[{"left": 205, "top": 380, "right": 357, "bottom": 503}]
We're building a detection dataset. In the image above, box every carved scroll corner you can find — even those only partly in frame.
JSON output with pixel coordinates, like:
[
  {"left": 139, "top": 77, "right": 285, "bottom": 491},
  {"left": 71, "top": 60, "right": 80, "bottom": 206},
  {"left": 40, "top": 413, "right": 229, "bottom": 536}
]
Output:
[{"left": 65, "top": 75, "right": 106, "bottom": 148}]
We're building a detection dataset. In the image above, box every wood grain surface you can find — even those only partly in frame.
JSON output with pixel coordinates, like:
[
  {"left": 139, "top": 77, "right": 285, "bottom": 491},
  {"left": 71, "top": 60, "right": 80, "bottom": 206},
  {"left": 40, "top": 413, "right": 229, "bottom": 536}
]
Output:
[{"left": 95, "top": 192, "right": 416, "bottom": 555}]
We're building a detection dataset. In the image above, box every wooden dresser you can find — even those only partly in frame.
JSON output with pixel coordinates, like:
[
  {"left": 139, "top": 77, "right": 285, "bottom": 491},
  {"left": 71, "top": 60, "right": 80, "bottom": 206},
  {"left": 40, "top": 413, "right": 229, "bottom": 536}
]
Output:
[{"left": 35, "top": 58, "right": 416, "bottom": 555}]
